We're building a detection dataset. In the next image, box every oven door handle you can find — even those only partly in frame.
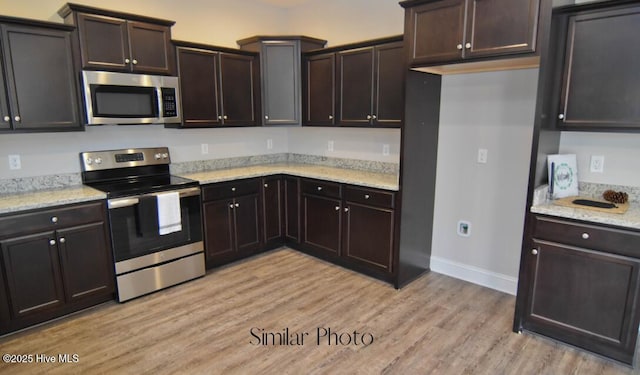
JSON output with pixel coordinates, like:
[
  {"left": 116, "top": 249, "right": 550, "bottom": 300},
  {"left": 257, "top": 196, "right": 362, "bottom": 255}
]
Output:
[{"left": 108, "top": 186, "right": 201, "bottom": 209}]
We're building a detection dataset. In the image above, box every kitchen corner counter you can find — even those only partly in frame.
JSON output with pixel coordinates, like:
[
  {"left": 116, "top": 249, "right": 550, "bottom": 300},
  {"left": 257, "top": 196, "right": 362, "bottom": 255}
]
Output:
[
  {"left": 0, "top": 186, "right": 106, "bottom": 215},
  {"left": 180, "top": 163, "right": 400, "bottom": 191},
  {"left": 531, "top": 200, "right": 640, "bottom": 231}
]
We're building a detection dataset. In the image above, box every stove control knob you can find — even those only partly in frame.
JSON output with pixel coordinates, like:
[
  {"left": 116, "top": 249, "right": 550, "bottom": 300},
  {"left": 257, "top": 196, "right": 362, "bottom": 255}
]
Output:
[
  {"left": 154, "top": 153, "right": 162, "bottom": 160},
  {"left": 162, "top": 153, "right": 169, "bottom": 159},
  {"left": 85, "top": 157, "right": 93, "bottom": 165},
  {"left": 95, "top": 157, "right": 103, "bottom": 165}
]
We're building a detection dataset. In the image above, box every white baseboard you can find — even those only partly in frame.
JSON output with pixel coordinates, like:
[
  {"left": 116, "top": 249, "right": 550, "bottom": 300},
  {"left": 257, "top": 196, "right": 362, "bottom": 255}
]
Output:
[{"left": 430, "top": 256, "right": 518, "bottom": 295}]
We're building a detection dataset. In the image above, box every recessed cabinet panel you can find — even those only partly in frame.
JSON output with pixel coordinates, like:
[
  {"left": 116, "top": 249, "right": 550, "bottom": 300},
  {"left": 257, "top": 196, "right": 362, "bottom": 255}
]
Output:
[
  {"left": 338, "top": 48, "right": 374, "bottom": 126},
  {"left": 262, "top": 177, "right": 284, "bottom": 245},
  {"left": 303, "top": 53, "right": 335, "bottom": 126},
  {"left": 262, "top": 42, "right": 299, "bottom": 125},
  {"left": 203, "top": 200, "right": 235, "bottom": 263},
  {"left": 177, "top": 48, "right": 221, "bottom": 127},
  {"left": 127, "top": 21, "right": 172, "bottom": 74},
  {"left": 411, "top": 0, "right": 466, "bottom": 64},
  {"left": 77, "top": 13, "right": 128, "bottom": 70},
  {"left": 234, "top": 194, "right": 261, "bottom": 253},
  {"left": 559, "top": 6, "right": 640, "bottom": 129},
  {"left": 303, "top": 195, "right": 341, "bottom": 255},
  {"left": 375, "top": 42, "right": 404, "bottom": 126},
  {"left": 343, "top": 203, "right": 394, "bottom": 271},
  {"left": 219, "top": 53, "right": 258, "bottom": 126}
]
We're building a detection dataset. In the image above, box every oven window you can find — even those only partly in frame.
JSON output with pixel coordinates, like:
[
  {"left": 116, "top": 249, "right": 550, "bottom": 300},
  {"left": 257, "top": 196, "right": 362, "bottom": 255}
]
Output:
[
  {"left": 108, "top": 194, "right": 202, "bottom": 262},
  {"left": 91, "top": 85, "right": 158, "bottom": 118}
]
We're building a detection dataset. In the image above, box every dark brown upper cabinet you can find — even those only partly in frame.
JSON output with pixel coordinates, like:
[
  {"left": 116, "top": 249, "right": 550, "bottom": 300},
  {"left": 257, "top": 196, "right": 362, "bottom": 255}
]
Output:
[
  {"left": 401, "top": 0, "right": 541, "bottom": 69},
  {"left": 554, "top": 3, "right": 640, "bottom": 131},
  {"left": 337, "top": 41, "right": 404, "bottom": 127},
  {"left": 303, "top": 36, "right": 403, "bottom": 128},
  {"left": 174, "top": 41, "right": 260, "bottom": 128},
  {"left": 0, "top": 19, "right": 82, "bottom": 132},
  {"left": 303, "top": 52, "right": 336, "bottom": 126},
  {"left": 58, "top": 3, "right": 176, "bottom": 75},
  {"left": 238, "top": 36, "right": 326, "bottom": 126}
]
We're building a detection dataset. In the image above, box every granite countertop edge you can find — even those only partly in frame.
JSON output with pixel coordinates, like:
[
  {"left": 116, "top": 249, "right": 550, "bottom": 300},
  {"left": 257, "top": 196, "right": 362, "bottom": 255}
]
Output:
[{"left": 0, "top": 163, "right": 399, "bottom": 215}]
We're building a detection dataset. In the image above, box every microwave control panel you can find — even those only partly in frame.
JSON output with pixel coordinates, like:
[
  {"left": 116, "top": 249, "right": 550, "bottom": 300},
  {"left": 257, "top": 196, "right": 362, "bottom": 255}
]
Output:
[{"left": 161, "top": 88, "right": 178, "bottom": 117}]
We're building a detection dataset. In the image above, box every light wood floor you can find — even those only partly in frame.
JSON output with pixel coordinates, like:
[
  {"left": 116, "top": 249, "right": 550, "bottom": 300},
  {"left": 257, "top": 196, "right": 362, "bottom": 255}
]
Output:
[{"left": 0, "top": 248, "right": 638, "bottom": 374}]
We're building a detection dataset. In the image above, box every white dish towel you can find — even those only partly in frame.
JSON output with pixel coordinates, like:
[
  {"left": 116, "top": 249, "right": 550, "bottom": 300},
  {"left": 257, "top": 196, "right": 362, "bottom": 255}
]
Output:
[{"left": 157, "top": 191, "right": 182, "bottom": 235}]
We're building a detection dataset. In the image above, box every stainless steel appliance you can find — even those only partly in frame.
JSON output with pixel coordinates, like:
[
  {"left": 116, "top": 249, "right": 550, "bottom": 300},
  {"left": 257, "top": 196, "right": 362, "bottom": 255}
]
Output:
[
  {"left": 82, "top": 70, "right": 181, "bottom": 125},
  {"left": 81, "top": 147, "right": 204, "bottom": 302}
]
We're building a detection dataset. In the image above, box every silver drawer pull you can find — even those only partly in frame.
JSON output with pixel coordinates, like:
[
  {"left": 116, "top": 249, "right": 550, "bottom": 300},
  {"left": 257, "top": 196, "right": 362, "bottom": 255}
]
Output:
[
  {"left": 317, "top": 186, "right": 323, "bottom": 191},
  {"left": 264, "top": 183, "right": 268, "bottom": 188},
  {"left": 49, "top": 239, "right": 56, "bottom": 246},
  {"left": 59, "top": 238, "right": 66, "bottom": 244},
  {"left": 229, "top": 204, "right": 234, "bottom": 209},
  {"left": 231, "top": 187, "right": 236, "bottom": 192},
  {"left": 344, "top": 207, "right": 349, "bottom": 212},
  {"left": 335, "top": 206, "right": 340, "bottom": 211},
  {"left": 364, "top": 194, "right": 370, "bottom": 199},
  {"left": 532, "top": 249, "right": 538, "bottom": 255},
  {"left": 582, "top": 233, "right": 590, "bottom": 240},
  {"left": 235, "top": 203, "right": 240, "bottom": 207},
  {"left": 51, "top": 216, "right": 58, "bottom": 223}
]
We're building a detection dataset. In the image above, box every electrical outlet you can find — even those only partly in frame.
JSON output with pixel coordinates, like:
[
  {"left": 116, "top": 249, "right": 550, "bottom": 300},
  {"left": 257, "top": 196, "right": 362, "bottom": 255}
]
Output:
[
  {"left": 328, "top": 140, "right": 334, "bottom": 152},
  {"left": 201, "top": 144, "right": 209, "bottom": 155},
  {"left": 590, "top": 155, "right": 604, "bottom": 173},
  {"left": 477, "top": 148, "right": 488, "bottom": 164},
  {"left": 382, "top": 144, "right": 390, "bottom": 156},
  {"left": 457, "top": 220, "right": 471, "bottom": 237},
  {"left": 8, "top": 154, "right": 21, "bottom": 170},
  {"left": 267, "top": 139, "right": 273, "bottom": 150}
]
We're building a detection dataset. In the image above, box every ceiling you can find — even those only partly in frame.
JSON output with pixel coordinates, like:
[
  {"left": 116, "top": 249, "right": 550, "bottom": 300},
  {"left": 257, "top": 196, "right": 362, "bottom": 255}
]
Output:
[{"left": 255, "top": 0, "right": 313, "bottom": 7}]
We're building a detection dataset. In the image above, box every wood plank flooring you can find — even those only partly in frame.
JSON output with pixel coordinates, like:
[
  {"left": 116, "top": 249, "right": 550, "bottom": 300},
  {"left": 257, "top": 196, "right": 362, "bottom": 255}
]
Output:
[{"left": 0, "top": 248, "right": 638, "bottom": 374}]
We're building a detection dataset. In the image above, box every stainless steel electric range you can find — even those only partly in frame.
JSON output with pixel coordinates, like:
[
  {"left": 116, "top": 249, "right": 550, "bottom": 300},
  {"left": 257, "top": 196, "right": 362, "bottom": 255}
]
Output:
[{"left": 80, "top": 147, "right": 204, "bottom": 302}]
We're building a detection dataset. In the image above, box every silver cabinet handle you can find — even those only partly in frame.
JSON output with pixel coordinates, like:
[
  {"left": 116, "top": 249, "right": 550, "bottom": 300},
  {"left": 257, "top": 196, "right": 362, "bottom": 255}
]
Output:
[
  {"left": 49, "top": 239, "right": 56, "bottom": 246},
  {"left": 372, "top": 115, "right": 377, "bottom": 120},
  {"left": 235, "top": 203, "right": 240, "bottom": 207},
  {"left": 335, "top": 206, "right": 340, "bottom": 211},
  {"left": 344, "top": 207, "right": 349, "bottom": 212},
  {"left": 465, "top": 42, "right": 471, "bottom": 49},
  {"left": 231, "top": 187, "right": 236, "bottom": 192},
  {"left": 364, "top": 194, "right": 370, "bottom": 199},
  {"left": 229, "top": 204, "right": 234, "bottom": 209},
  {"left": 558, "top": 114, "right": 565, "bottom": 120},
  {"left": 59, "top": 238, "right": 66, "bottom": 244},
  {"left": 265, "top": 115, "right": 269, "bottom": 120},
  {"left": 223, "top": 115, "right": 228, "bottom": 120},
  {"left": 132, "top": 59, "right": 138, "bottom": 65},
  {"left": 3, "top": 116, "right": 9, "bottom": 122},
  {"left": 264, "top": 183, "right": 268, "bottom": 188},
  {"left": 582, "top": 233, "right": 590, "bottom": 240},
  {"left": 456, "top": 44, "right": 463, "bottom": 50},
  {"left": 51, "top": 216, "right": 58, "bottom": 223},
  {"left": 218, "top": 116, "right": 223, "bottom": 120},
  {"left": 317, "top": 186, "right": 322, "bottom": 191},
  {"left": 125, "top": 58, "right": 131, "bottom": 64},
  {"left": 366, "top": 115, "right": 372, "bottom": 120},
  {"left": 14, "top": 115, "right": 20, "bottom": 122},
  {"left": 531, "top": 249, "right": 538, "bottom": 255},
  {"left": 328, "top": 115, "right": 333, "bottom": 120}
]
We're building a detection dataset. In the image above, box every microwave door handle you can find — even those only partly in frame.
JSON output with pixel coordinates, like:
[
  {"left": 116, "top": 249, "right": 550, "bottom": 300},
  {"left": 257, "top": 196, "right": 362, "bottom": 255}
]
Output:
[{"left": 157, "top": 87, "right": 163, "bottom": 119}]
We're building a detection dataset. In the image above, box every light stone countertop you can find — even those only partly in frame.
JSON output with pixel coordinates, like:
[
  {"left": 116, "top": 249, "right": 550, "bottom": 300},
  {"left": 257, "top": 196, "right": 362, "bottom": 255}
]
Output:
[
  {"left": 180, "top": 163, "right": 400, "bottom": 191},
  {"left": 531, "top": 200, "right": 640, "bottom": 231},
  {"left": 0, "top": 186, "right": 106, "bottom": 215}
]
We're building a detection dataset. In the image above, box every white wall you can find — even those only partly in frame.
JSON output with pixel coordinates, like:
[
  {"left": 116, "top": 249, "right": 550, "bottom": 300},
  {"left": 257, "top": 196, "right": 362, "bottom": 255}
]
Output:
[
  {"left": 431, "top": 69, "right": 539, "bottom": 294},
  {"left": 559, "top": 132, "right": 640, "bottom": 187}
]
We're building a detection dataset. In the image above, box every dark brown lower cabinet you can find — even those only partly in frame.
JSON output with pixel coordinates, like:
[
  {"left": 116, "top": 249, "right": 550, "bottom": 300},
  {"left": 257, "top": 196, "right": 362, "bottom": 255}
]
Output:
[
  {"left": 343, "top": 203, "right": 394, "bottom": 272},
  {"left": 262, "top": 176, "right": 284, "bottom": 248},
  {"left": 0, "top": 201, "right": 114, "bottom": 335},
  {"left": 202, "top": 178, "right": 261, "bottom": 267},
  {"left": 284, "top": 176, "right": 300, "bottom": 243},
  {"left": 301, "top": 179, "right": 343, "bottom": 257},
  {"left": 519, "top": 214, "right": 640, "bottom": 365}
]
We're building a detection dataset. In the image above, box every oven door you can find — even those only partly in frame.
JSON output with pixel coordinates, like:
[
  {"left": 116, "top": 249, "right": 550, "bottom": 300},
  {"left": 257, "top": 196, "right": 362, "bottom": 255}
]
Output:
[{"left": 107, "top": 186, "right": 203, "bottom": 265}]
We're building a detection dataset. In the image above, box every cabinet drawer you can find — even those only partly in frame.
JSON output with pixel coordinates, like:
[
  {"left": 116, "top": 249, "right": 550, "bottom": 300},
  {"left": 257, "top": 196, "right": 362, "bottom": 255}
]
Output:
[
  {"left": 301, "top": 179, "right": 342, "bottom": 199},
  {"left": 202, "top": 178, "right": 260, "bottom": 201},
  {"left": 533, "top": 215, "right": 640, "bottom": 257},
  {"left": 0, "top": 201, "right": 105, "bottom": 238},
  {"left": 345, "top": 186, "right": 394, "bottom": 208}
]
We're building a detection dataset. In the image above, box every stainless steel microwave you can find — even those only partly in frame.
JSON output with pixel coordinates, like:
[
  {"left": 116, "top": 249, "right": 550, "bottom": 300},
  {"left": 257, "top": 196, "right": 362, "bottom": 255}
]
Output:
[{"left": 82, "top": 70, "right": 182, "bottom": 125}]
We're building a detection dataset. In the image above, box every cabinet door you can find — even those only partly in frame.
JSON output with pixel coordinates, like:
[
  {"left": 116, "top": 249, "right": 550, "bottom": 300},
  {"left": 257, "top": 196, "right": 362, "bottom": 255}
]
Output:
[
  {"left": 558, "top": 6, "right": 640, "bottom": 130},
  {"left": 262, "top": 177, "right": 283, "bottom": 246},
  {"left": 337, "top": 47, "right": 374, "bottom": 126},
  {"left": 407, "top": 0, "right": 466, "bottom": 64},
  {"left": 219, "top": 53, "right": 258, "bottom": 126},
  {"left": 1, "top": 25, "right": 81, "bottom": 130},
  {"left": 464, "top": 0, "right": 539, "bottom": 58},
  {"left": 203, "top": 199, "right": 235, "bottom": 266},
  {"left": 262, "top": 41, "right": 300, "bottom": 125},
  {"left": 303, "top": 53, "right": 335, "bottom": 126},
  {"left": 127, "top": 21, "right": 173, "bottom": 75},
  {"left": 525, "top": 240, "right": 640, "bottom": 365},
  {"left": 233, "top": 194, "right": 261, "bottom": 254},
  {"left": 177, "top": 48, "right": 222, "bottom": 127},
  {"left": 0, "top": 232, "right": 65, "bottom": 318},
  {"left": 284, "top": 177, "right": 300, "bottom": 243},
  {"left": 77, "top": 13, "right": 129, "bottom": 71},
  {"left": 57, "top": 222, "right": 114, "bottom": 303},
  {"left": 343, "top": 203, "right": 394, "bottom": 272},
  {"left": 0, "top": 52, "right": 9, "bottom": 130},
  {"left": 374, "top": 42, "right": 404, "bottom": 127},
  {"left": 302, "top": 194, "right": 341, "bottom": 256}
]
